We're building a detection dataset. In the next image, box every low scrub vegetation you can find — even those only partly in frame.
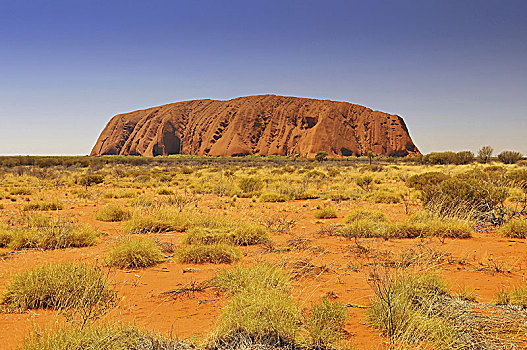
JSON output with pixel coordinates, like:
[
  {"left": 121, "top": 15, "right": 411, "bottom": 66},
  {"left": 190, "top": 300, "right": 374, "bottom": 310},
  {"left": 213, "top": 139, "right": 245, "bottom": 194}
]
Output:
[
  {"left": 95, "top": 203, "right": 131, "bottom": 222},
  {"left": 2, "top": 263, "right": 116, "bottom": 324},
  {"left": 0, "top": 217, "right": 99, "bottom": 250},
  {"left": 500, "top": 218, "right": 527, "bottom": 238},
  {"left": 495, "top": 285, "right": 527, "bottom": 308},
  {"left": 23, "top": 201, "right": 64, "bottom": 211},
  {"left": 22, "top": 324, "right": 188, "bottom": 350},
  {"left": 176, "top": 244, "right": 240, "bottom": 264},
  {"left": 314, "top": 207, "right": 338, "bottom": 219},
  {"left": 107, "top": 237, "right": 164, "bottom": 268}
]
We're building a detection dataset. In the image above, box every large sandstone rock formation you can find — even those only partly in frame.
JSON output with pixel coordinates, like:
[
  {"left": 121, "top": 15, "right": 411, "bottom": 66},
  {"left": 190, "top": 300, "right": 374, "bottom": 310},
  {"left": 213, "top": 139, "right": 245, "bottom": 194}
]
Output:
[{"left": 91, "top": 95, "right": 419, "bottom": 158}]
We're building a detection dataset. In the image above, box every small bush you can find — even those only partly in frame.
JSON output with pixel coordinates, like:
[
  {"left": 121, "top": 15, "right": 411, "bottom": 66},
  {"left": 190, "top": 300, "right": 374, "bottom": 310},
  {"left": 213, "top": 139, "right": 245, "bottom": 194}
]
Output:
[
  {"left": 176, "top": 244, "right": 240, "bottom": 264},
  {"left": 2, "top": 263, "right": 116, "bottom": 323},
  {"left": 407, "top": 172, "right": 449, "bottom": 190},
  {"left": 77, "top": 174, "right": 105, "bottom": 187},
  {"left": 498, "top": 151, "right": 523, "bottom": 164},
  {"left": 314, "top": 207, "right": 337, "bottom": 219},
  {"left": 23, "top": 201, "right": 64, "bottom": 211},
  {"left": 259, "top": 192, "right": 288, "bottom": 202},
  {"left": 107, "top": 237, "right": 164, "bottom": 268},
  {"left": 500, "top": 219, "right": 527, "bottom": 238},
  {"left": 95, "top": 204, "right": 131, "bottom": 222},
  {"left": 156, "top": 187, "right": 174, "bottom": 195},
  {"left": 305, "top": 298, "right": 347, "bottom": 348},
  {"left": 356, "top": 176, "right": 373, "bottom": 191},
  {"left": 122, "top": 210, "right": 189, "bottom": 234},
  {"left": 102, "top": 190, "right": 137, "bottom": 199},
  {"left": 345, "top": 208, "right": 387, "bottom": 223}
]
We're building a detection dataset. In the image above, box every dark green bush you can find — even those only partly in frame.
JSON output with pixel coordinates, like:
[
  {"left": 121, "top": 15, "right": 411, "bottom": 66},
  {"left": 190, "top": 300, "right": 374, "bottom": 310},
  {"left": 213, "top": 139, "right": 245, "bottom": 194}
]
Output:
[{"left": 498, "top": 151, "right": 523, "bottom": 164}]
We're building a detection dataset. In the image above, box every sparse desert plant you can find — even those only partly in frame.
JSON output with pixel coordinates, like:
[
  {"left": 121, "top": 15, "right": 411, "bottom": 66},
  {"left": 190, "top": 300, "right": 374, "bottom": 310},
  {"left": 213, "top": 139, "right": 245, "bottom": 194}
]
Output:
[
  {"left": 367, "top": 190, "right": 403, "bottom": 204},
  {"left": 345, "top": 208, "right": 387, "bottom": 223},
  {"left": 498, "top": 150, "right": 523, "bottom": 164},
  {"left": 338, "top": 219, "right": 387, "bottom": 238},
  {"left": 77, "top": 174, "right": 105, "bottom": 187},
  {"left": 156, "top": 187, "right": 174, "bottom": 195},
  {"left": 315, "top": 151, "right": 328, "bottom": 162},
  {"left": 305, "top": 297, "right": 347, "bottom": 347},
  {"left": 478, "top": 145, "right": 494, "bottom": 163},
  {"left": 22, "top": 324, "right": 187, "bottom": 350},
  {"left": 2, "top": 263, "right": 116, "bottom": 325},
  {"left": 356, "top": 176, "right": 373, "bottom": 191},
  {"left": 259, "top": 192, "right": 288, "bottom": 202},
  {"left": 9, "top": 187, "right": 32, "bottom": 195},
  {"left": 176, "top": 244, "right": 240, "bottom": 264},
  {"left": 102, "top": 190, "right": 137, "bottom": 199},
  {"left": 122, "top": 210, "right": 189, "bottom": 234},
  {"left": 406, "top": 172, "right": 449, "bottom": 190},
  {"left": 182, "top": 222, "right": 269, "bottom": 246},
  {"left": 0, "top": 217, "right": 99, "bottom": 250},
  {"left": 212, "top": 264, "right": 291, "bottom": 294},
  {"left": 314, "top": 207, "right": 338, "bottom": 219},
  {"left": 500, "top": 218, "right": 527, "bottom": 238},
  {"left": 107, "top": 237, "right": 164, "bottom": 268},
  {"left": 23, "top": 200, "right": 64, "bottom": 211},
  {"left": 95, "top": 203, "right": 131, "bottom": 222},
  {"left": 495, "top": 285, "right": 527, "bottom": 308},
  {"left": 238, "top": 176, "right": 265, "bottom": 195}
]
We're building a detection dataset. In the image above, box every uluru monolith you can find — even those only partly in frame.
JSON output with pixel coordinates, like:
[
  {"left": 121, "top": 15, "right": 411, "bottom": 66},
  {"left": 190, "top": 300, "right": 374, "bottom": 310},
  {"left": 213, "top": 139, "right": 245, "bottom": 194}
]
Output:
[{"left": 91, "top": 95, "right": 420, "bottom": 157}]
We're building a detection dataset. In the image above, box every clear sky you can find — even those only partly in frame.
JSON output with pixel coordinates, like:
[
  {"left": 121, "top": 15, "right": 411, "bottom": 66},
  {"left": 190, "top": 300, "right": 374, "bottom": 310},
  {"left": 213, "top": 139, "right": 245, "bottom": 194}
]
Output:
[{"left": 1, "top": 0, "right": 526, "bottom": 156}]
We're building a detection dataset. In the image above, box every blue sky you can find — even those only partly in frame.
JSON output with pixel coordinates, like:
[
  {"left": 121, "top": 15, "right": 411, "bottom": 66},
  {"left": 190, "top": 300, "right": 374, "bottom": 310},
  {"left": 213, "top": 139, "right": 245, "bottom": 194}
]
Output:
[{"left": 1, "top": 0, "right": 526, "bottom": 155}]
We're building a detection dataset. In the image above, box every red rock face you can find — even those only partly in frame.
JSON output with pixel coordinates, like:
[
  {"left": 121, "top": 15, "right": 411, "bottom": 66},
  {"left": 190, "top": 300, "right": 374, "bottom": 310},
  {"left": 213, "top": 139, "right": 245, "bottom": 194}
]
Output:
[{"left": 90, "top": 95, "right": 420, "bottom": 157}]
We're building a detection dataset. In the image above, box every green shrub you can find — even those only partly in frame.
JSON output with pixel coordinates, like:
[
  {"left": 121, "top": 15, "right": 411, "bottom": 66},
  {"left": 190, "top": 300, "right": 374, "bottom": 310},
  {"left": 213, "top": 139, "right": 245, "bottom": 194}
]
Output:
[
  {"left": 345, "top": 208, "right": 387, "bottom": 223},
  {"left": 305, "top": 298, "right": 347, "bottom": 347},
  {"left": 107, "top": 237, "right": 164, "bottom": 268},
  {"left": 314, "top": 207, "right": 338, "bottom": 219},
  {"left": 356, "top": 176, "right": 373, "bottom": 191},
  {"left": 22, "top": 324, "right": 186, "bottom": 350},
  {"left": 95, "top": 204, "right": 131, "bottom": 222},
  {"left": 498, "top": 150, "right": 523, "bottom": 164},
  {"left": 399, "top": 211, "right": 473, "bottom": 239},
  {"left": 315, "top": 151, "right": 328, "bottom": 161},
  {"left": 500, "top": 219, "right": 527, "bottom": 238},
  {"left": 77, "top": 174, "right": 105, "bottom": 187},
  {"left": 422, "top": 152, "right": 457, "bottom": 165},
  {"left": 259, "top": 192, "right": 288, "bottom": 202},
  {"left": 176, "top": 244, "right": 240, "bottom": 264},
  {"left": 122, "top": 210, "right": 189, "bottom": 234},
  {"left": 2, "top": 263, "right": 116, "bottom": 323},
  {"left": 23, "top": 201, "right": 64, "bottom": 211},
  {"left": 102, "top": 190, "right": 137, "bottom": 199},
  {"left": 155, "top": 187, "right": 174, "bottom": 195}
]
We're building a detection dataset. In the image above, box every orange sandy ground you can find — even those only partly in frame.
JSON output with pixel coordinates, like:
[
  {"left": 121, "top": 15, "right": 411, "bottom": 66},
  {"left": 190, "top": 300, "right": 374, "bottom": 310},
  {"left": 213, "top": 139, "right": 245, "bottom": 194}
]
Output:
[{"left": 1, "top": 190, "right": 526, "bottom": 349}]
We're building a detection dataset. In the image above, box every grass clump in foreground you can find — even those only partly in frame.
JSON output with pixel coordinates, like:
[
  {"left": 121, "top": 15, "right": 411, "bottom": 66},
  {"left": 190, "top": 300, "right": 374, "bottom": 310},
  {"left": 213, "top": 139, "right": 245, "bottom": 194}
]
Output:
[
  {"left": 0, "top": 217, "right": 99, "bottom": 250},
  {"left": 2, "top": 263, "right": 116, "bottom": 324},
  {"left": 368, "top": 269, "right": 524, "bottom": 349},
  {"left": 345, "top": 208, "right": 387, "bottom": 224},
  {"left": 22, "top": 324, "right": 189, "bottom": 350},
  {"left": 177, "top": 244, "right": 240, "bottom": 264},
  {"left": 210, "top": 265, "right": 347, "bottom": 349},
  {"left": 500, "top": 218, "right": 527, "bottom": 238},
  {"left": 94, "top": 203, "right": 131, "bottom": 222},
  {"left": 107, "top": 237, "right": 164, "bottom": 268},
  {"left": 122, "top": 209, "right": 190, "bottom": 234}
]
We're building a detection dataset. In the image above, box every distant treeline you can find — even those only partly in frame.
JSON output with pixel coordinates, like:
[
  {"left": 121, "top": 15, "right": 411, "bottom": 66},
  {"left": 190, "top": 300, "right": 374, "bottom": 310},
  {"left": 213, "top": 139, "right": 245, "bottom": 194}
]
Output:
[{"left": 416, "top": 147, "right": 525, "bottom": 165}]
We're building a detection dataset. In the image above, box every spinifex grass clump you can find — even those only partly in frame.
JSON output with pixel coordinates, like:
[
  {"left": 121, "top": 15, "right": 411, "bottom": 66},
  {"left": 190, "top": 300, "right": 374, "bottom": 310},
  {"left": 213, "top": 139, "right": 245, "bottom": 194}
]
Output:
[
  {"left": 210, "top": 265, "right": 299, "bottom": 347},
  {"left": 500, "top": 218, "right": 527, "bottom": 238},
  {"left": 182, "top": 222, "right": 269, "bottom": 246},
  {"left": 176, "top": 244, "right": 240, "bottom": 264},
  {"left": 305, "top": 297, "right": 347, "bottom": 348},
  {"left": 122, "top": 209, "right": 190, "bottom": 233},
  {"left": 95, "top": 203, "right": 131, "bottom": 222},
  {"left": 23, "top": 201, "right": 64, "bottom": 211},
  {"left": 2, "top": 263, "right": 116, "bottom": 325},
  {"left": 22, "top": 324, "right": 188, "bottom": 350},
  {"left": 495, "top": 285, "right": 527, "bottom": 308},
  {"left": 314, "top": 207, "right": 338, "bottom": 219},
  {"left": 107, "top": 237, "right": 164, "bottom": 268},
  {"left": 0, "top": 217, "right": 98, "bottom": 250}
]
